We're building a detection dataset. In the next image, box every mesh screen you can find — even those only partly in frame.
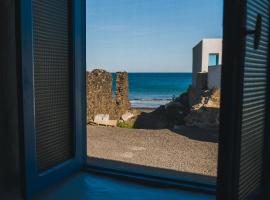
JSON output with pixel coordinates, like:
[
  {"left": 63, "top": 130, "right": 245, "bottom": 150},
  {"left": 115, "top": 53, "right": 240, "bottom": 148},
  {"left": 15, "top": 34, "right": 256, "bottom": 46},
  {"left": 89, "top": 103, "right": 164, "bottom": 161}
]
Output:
[
  {"left": 32, "top": 0, "right": 73, "bottom": 171},
  {"left": 238, "top": 0, "right": 269, "bottom": 199}
]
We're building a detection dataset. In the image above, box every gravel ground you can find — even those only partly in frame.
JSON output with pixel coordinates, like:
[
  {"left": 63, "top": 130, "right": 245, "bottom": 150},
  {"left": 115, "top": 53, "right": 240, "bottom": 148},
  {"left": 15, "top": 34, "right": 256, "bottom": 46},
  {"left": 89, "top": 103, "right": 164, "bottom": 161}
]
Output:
[{"left": 87, "top": 125, "right": 218, "bottom": 177}]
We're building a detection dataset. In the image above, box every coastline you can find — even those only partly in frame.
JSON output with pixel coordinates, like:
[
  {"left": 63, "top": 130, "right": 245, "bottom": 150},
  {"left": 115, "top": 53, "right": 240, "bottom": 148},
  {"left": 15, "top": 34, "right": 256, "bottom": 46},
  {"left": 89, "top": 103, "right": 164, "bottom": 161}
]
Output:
[{"left": 131, "top": 107, "right": 156, "bottom": 113}]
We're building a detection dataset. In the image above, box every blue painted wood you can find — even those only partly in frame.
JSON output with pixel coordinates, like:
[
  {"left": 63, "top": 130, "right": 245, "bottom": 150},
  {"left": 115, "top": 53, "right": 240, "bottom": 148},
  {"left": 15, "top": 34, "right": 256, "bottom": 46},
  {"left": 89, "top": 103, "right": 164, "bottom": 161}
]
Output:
[
  {"left": 86, "top": 158, "right": 216, "bottom": 195},
  {"left": 20, "top": 0, "right": 37, "bottom": 197},
  {"left": 34, "top": 172, "right": 215, "bottom": 200},
  {"left": 19, "top": 0, "right": 86, "bottom": 198},
  {"left": 73, "top": 0, "right": 87, "bottom": 167}
]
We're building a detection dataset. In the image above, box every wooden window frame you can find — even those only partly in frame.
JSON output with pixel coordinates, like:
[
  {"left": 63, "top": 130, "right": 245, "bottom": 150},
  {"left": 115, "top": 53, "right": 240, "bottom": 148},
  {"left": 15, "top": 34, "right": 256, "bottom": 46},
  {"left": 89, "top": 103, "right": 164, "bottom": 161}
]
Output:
[
  {"left": 17, "top": 0, "right": 270, "bottom": 199},
  {"left": 18, "top": 0, "right": 86, "bottom": 198}
]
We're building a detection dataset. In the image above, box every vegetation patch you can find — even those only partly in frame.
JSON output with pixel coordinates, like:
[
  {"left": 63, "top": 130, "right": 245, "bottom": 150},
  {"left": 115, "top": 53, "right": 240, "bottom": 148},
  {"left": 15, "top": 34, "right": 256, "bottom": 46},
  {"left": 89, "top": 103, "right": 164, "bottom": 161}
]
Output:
[{"left": 117, "top": 120, "right": 135, "bottom": 129}]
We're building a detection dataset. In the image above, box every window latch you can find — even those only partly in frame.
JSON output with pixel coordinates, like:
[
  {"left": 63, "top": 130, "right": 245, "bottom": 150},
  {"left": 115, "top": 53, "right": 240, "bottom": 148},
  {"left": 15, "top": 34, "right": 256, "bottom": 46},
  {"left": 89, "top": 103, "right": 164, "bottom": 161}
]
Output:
[{"left": 245, "top": 14, "right": 262, "bottom": 49}]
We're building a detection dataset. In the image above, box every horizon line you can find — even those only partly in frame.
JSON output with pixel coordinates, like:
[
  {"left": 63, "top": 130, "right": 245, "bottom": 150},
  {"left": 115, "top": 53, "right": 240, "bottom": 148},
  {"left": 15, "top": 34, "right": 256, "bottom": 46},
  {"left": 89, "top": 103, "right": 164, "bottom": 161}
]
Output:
[{"left": 86, "top": 70, "right": 192, "bottom": 73}]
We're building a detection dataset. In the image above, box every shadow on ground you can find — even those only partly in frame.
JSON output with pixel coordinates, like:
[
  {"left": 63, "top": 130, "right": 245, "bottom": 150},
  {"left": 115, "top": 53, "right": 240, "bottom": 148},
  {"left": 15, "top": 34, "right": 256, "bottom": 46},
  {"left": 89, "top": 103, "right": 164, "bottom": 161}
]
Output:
[
  {"left": 170, "top": 126, "right": 218, "bottom": 143},
  {"left": 133, "top": 104, "right": 188, "bottom": 129},
  {"left": 133, "top": 109, "right": 168, "bottom": 129},
  {"left": 133, "top": 107, "right": 218, "bottom": 143},
  {"left": 132, "top": 108, "right": 218, "bottom": 143}
]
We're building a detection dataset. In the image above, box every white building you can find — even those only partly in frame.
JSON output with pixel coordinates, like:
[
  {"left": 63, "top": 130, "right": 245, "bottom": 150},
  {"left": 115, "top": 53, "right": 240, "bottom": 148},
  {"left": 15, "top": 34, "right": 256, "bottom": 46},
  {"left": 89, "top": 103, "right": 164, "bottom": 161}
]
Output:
[{"left": 192, "top": 39, "right": 223, "bottom": 89}]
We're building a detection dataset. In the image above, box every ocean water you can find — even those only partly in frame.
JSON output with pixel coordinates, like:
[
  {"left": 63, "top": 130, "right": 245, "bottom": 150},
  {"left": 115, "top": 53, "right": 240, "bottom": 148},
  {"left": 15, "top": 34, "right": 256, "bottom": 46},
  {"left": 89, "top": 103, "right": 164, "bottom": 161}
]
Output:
[{"left": 113, "top": 73, "right": 192, "bottom": 108}]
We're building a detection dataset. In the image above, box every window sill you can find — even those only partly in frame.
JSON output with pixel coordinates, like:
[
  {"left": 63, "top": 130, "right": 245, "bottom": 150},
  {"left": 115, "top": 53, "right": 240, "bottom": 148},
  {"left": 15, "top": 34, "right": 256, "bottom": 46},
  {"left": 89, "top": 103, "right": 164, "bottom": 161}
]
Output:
[
  {"left": 85, "top": 157, "right": 216, "bottom": 195},
  {"left": 35, "top": 171, "right": 215, "bottom": 200}
]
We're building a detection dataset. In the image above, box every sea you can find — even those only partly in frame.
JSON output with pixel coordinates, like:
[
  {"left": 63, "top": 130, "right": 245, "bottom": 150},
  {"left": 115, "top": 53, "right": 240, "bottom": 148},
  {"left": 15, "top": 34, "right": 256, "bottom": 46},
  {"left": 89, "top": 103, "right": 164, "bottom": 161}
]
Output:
[{"left": 112, "top": 73, "right": 192, "bottom": 108}]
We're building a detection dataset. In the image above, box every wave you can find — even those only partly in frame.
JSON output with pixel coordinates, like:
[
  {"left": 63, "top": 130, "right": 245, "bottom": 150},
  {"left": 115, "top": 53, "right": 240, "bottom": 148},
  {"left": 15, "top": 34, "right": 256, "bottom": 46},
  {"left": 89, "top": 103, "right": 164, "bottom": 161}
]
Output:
[
  {"left": 130, "top": 98, "right": 172, "bottom": 101},
  {"left": 130, "top": 98, "right": 171, "bottom": 108}
]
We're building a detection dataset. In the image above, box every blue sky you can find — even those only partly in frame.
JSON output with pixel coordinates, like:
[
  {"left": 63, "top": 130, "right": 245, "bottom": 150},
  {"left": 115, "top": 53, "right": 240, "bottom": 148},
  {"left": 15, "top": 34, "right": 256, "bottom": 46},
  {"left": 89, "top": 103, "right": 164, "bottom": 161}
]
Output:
[{"left": 86, "top": 0, "right": 223, "bottom": 72}]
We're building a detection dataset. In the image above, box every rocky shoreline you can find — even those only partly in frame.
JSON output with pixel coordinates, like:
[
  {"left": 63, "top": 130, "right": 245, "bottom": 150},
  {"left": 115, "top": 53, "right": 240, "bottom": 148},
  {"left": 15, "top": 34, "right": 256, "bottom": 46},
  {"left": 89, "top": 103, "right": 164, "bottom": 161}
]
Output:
[
  {"left": 87, "top": 69, "right": 220, "bottom": 130},
  {"left": 118, "top": 87, "right": 220, "bottom": 130}
]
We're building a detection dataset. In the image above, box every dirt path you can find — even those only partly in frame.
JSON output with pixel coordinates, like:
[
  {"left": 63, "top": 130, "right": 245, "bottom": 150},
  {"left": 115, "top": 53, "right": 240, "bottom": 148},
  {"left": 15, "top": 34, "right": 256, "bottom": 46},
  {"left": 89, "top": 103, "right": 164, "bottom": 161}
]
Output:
[{"left": 87, "top": 125, "right": 218, "bottom": 177}]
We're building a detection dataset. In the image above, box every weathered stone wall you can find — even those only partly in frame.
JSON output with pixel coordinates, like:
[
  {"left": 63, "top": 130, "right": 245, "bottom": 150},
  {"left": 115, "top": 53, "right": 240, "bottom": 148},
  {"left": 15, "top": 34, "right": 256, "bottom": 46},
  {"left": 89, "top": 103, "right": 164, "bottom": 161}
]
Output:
[
  {"left": 87, "top": 69, "right": 114, "bottom": 122},
  {"left": 86, "top": 69, "right": 130, "bottom": 123},
  {"left": 115, "top": 72, "right": 131, "bottom": 115}
]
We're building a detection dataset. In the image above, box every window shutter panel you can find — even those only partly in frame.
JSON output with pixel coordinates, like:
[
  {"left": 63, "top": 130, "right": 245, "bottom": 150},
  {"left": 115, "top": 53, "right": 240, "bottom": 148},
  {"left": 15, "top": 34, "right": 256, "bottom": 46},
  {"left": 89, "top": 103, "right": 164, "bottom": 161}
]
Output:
[
  {"left": 218, "top": 0, "right": 270, "bottom": 199},
  {"left": 20, "top": 0, "right": 85, "bottom": 198},
  {"left": 33, "top": 0, "right": 74, "bottom": 172},
  {"left": 238, "top": 1, "right": 269, "bottom": 199}
]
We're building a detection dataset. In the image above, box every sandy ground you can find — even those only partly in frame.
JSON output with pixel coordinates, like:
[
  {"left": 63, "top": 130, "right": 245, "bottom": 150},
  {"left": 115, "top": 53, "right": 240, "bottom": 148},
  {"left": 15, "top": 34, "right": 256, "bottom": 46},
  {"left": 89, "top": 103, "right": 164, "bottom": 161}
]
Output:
[{"left": 87, "top": 125, "right": 218, "bottom": 177}]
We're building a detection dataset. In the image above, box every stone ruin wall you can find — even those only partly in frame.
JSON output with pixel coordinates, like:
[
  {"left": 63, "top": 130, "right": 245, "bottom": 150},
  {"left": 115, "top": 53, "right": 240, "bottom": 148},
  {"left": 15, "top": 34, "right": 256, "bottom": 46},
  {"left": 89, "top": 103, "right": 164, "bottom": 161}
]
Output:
[
  {"left": 115, "top": 72, "right": 131, "bottom": 116},
  {"left": 86, "top": 69, "right": 130, "bottom": 123}
]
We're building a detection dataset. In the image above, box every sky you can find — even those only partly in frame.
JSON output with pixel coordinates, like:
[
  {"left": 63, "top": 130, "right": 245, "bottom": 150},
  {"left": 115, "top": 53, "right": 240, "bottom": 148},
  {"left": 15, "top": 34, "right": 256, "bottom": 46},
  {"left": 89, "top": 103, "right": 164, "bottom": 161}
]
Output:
[{"left": 86, "top": 0, "right": 223, "bottom": 72}]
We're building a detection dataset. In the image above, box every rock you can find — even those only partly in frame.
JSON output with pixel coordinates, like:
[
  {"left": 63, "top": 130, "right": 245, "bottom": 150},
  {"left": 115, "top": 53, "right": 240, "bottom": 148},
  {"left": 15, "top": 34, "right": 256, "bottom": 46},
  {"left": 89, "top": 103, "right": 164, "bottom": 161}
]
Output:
[
  {"left": 187, "top": 86, "right": 201, "bottom": 107},
  {"left": 174, "top": 92, "right": 189, "bottom": 107},
  {"left": 208, "top": 88, "right": 220, "bottom": 108},
  {"left": 93, "top": 114, "right": 117, "bottom": 127},
  {"left": 196, "top": 72, "right": 208, "bottom": 90},
  {"left": 106, "top": 120, "right": 118, "bottom": 127},
  {"left": 163, "top": 96, "right": 190, "bottom": 126},
  {"left": 184, "top": 106, "right": 219, "bottom": 130},
  {"left": 121, "top": 111, "right": 134, "bottom": 122},
  {"left": 94, "top": 114, "right": 109, "bottom": 124},
  {"left": 184, "top": 88, "right": 220, "bottom": 130},
  {"left": 173, "top": 125, "right": 184, "bottom": 131}
]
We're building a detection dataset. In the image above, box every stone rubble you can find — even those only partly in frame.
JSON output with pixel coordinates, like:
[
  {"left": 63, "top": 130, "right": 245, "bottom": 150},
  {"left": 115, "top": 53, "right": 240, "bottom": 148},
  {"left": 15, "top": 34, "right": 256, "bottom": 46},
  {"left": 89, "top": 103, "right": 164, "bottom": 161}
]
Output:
[
  {"left": 184, "top": 87, "right": 220, "bottom": 130},
  {"left": 121, "top": 111, "right": 134, "bottom": 122}
]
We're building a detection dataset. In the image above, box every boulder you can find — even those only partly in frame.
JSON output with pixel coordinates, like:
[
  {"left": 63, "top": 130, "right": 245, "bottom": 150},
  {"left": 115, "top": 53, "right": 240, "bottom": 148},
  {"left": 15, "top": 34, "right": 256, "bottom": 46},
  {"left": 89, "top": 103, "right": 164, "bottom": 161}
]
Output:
[
  {"left": 94, "top": 114, "right": 109, "bottom": 124},
  {"left": 187, "top": 86, "right": 201, "bottom": 107},
  {"left": 93, "top": 114, "right": 117, "bottom": 127},
  {"left": 184, "top": 105, "right": 219, "bottom": 130},
  {"left": 121, "top": 111, "right": 134, "bottom": 122},
  {"left": 184, "top": 88, "right": 220, "bottom": 130}
]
